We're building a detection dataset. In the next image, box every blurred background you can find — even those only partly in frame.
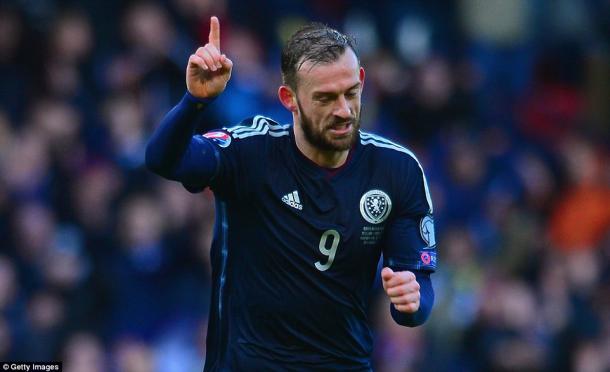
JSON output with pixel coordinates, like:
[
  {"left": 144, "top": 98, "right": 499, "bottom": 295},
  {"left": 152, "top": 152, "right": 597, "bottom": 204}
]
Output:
[{"left": 0, "top": 0, "right": 609, "bottom": 371}]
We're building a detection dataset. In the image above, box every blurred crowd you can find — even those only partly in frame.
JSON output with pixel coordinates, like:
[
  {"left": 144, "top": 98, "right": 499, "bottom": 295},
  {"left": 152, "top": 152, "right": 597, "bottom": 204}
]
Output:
[{"left": 1, "top": 0, "right": 609, "bottom": 371}]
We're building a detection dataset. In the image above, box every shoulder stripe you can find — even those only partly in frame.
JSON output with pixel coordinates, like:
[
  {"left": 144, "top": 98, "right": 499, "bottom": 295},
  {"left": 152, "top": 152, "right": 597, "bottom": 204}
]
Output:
[
  {"left": 360, "top": 131, "right": 405, "bottom": 148},
  {"left": 225, "top": 116, "right": 289, "bottom": 134},
  {"left": 224, "top": 115, "right": 264, "bottom": 133},
  {"left": 223, "top": 116, "right": 290, "bottom": 139},
  {"left": 227, "top": 119, "right": 264, "bottom": 134},
  {"left": 233, "top": 127, "right": 289, "bottom": 139},
  {"left": 268, "top": 130, "right": 290, "bottom": 137},
  {"left": 360, "top": 137, "right": 410, "bottom": 155},
  {"left": 360, "top": 132, "right": 433, "bottom": 213}
]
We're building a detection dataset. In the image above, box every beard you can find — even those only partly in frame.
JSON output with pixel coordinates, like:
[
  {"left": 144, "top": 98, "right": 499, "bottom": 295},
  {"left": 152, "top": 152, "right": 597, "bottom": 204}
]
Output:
[{"left": 297, "top": 100, "right": 361, "bottom": 152}]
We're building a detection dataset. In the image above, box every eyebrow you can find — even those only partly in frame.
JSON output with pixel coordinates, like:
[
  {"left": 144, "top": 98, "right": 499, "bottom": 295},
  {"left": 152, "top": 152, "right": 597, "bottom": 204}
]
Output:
[{"left": 312, "top": 82, "right": 361, "bottom": 98}]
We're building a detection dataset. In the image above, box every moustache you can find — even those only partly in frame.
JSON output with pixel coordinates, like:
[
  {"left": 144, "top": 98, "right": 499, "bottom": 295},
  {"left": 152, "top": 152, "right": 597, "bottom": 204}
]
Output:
[{"left": 327, "top": 118, "right": 356, "bottom": 129}]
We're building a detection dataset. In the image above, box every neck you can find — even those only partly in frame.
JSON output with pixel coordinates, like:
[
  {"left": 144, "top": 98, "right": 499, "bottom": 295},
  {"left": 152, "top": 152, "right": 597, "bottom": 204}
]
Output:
[{"left": 293, "top": 122, "right": 350, "bottom": 168}]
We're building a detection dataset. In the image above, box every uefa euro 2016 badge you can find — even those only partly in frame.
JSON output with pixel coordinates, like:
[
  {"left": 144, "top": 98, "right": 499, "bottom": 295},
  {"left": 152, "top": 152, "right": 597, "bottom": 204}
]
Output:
[
  {"left": 203, "top": 131, "right": 232, "bottom": 148},
  {"left": 419, "top": 214, "right": 436, "bottom": 248},
  {"left": 421, "top": 251, "right": 432, "bottom": 265},
  {"left": 360, "top": 190, "right": 392, "bottom": 224}
]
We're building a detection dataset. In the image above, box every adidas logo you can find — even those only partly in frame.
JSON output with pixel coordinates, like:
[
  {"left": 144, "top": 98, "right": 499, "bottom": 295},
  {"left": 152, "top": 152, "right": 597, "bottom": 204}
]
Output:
[{"left": 282, "top": 190, "right": 303, "bottom": 210}]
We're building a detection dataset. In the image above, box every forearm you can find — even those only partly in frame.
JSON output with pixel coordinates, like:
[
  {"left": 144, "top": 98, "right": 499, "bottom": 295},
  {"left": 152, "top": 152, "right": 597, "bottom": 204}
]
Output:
[
  {"left": 390, "top": 270, "right": 434, "bottom": 327},
  {"left": 145, "top": 92, "right": 213, "bottom": 177}
]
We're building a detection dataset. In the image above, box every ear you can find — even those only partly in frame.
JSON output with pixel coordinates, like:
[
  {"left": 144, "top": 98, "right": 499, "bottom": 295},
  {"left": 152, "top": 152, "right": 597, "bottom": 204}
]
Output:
[
  {"left": 359, "top": 67, "right": 365, "bottom": 90},
  {"left": 278, "top": 85, "right": 297, "bottom": 112}
]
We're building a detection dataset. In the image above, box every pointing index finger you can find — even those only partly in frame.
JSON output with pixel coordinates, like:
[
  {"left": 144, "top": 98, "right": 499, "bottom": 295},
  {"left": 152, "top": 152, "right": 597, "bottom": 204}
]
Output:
[{"left": 209, "top": 16, "right": 221, "bottom": 50}]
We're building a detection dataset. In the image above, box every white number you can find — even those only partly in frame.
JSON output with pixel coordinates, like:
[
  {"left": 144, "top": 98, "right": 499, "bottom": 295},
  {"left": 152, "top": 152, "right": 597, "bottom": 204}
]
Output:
[{"left": 315, "top": 229, "right": 340, "bottom": 271}]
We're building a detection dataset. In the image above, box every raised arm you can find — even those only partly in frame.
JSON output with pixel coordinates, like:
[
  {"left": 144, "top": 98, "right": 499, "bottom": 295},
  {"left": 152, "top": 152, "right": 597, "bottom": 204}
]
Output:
[{"left": 145, "top": 16, "right": 233, "bottom": 184}]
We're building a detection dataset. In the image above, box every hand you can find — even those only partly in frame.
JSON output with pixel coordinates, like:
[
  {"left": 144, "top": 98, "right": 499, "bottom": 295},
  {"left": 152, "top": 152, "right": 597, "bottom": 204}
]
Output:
[
  {"left": 381, "top": 267, "right": 420, "bottom": 313},
  {"left": 186, "top": 16, "right": 233, "bottom": 99}
]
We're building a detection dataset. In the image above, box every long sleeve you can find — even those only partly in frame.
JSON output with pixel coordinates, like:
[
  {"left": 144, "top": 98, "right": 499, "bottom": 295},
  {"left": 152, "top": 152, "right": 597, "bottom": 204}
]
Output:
[
  {"left": 381, "top": 152, "right": 437, "bottom": 327},
  {"left": 389, "top": 269, "right": 434, "bottom": 327},
  {"left": 145, "top": 92, "right": 219, "bottom": 190}
]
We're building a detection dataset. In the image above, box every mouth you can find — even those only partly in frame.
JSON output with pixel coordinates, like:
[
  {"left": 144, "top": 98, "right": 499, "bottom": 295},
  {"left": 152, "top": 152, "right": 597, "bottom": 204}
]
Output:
[{"left": 328, "top": 122, "right": 353, "bottom": 136}]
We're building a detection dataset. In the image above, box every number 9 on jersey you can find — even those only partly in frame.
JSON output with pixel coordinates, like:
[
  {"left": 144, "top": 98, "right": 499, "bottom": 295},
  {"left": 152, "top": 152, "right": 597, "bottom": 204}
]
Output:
[{"left": 315, "top": 229, "right": 341, "bottom": 271}]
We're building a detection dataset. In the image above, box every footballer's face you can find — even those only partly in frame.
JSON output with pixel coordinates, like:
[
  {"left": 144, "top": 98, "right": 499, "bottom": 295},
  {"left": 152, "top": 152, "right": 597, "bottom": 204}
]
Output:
[{"left": 294, "top": 49, "right": 364, "bottom": 152}]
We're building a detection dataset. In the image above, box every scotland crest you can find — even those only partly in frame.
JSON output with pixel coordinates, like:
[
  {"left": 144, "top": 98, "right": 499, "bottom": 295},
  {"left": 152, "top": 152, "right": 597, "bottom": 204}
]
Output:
[{"left": 359, "top": 190, "right": 392, "bottom": 224}]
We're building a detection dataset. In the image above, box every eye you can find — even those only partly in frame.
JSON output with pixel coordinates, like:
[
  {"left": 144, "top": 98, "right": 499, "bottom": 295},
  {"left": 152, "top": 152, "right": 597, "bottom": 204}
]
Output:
[{"left": 346, "top": 91, "right": 358, "bottom": 98}]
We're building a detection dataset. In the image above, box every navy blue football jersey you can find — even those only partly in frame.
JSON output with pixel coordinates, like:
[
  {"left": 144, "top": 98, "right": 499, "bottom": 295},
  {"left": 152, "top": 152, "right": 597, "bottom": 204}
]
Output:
[{"left": 189, "top": 116, "right": 437, "bottom": 371}]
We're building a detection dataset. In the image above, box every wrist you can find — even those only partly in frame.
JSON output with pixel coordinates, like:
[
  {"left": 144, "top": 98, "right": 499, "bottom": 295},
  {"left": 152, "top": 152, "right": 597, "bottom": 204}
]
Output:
[{"left": 183, "top": 91, "right": 216, "bottom": 110}]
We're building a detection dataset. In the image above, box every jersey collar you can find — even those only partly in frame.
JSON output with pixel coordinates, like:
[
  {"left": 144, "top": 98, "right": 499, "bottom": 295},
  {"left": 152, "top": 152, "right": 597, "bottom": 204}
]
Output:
[{"left": 288, "top": 126, "right": 362, "bottom": 180}]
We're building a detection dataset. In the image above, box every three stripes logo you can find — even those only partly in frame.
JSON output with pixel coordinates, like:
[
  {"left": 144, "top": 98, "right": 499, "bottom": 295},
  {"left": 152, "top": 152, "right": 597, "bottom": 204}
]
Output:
[
  {"left": 224, "top": 116, "right": 290, "bottom": 139},
  {"left": 282, "top": 190, "right": 303, "bottom": 210}
]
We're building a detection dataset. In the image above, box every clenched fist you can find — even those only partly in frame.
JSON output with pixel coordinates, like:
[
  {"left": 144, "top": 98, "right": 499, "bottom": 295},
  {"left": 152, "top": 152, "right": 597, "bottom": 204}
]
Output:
[
  {"left": 381, "top": 267, "right": 420, "bottom": 313},
  {"left": 186, "top": 16, "right": 233, "bottom": 99}
]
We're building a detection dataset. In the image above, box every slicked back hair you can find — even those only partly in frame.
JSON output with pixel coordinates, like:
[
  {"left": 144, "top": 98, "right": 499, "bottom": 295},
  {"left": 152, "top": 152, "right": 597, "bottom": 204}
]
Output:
[{"left": 281, "top": 23, "right": 358, "bottom": 90}]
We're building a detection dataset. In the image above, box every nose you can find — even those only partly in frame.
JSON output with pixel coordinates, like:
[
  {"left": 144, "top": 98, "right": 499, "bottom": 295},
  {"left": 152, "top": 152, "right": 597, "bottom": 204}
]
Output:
[{"left": 333, "top": 95, "right": 352, "bottom": 120}]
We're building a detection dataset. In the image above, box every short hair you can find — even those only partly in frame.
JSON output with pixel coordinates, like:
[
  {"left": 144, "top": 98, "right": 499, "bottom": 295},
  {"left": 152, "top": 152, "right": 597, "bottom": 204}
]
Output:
[{"left": 281, "top": 22, "right": 358, "bottom": 89}]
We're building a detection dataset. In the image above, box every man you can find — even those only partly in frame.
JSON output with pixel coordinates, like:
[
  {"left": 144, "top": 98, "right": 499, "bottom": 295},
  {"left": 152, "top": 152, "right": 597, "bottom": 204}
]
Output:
[{"left": 146, "top": 16, "right": 437, "bottom": 371}]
